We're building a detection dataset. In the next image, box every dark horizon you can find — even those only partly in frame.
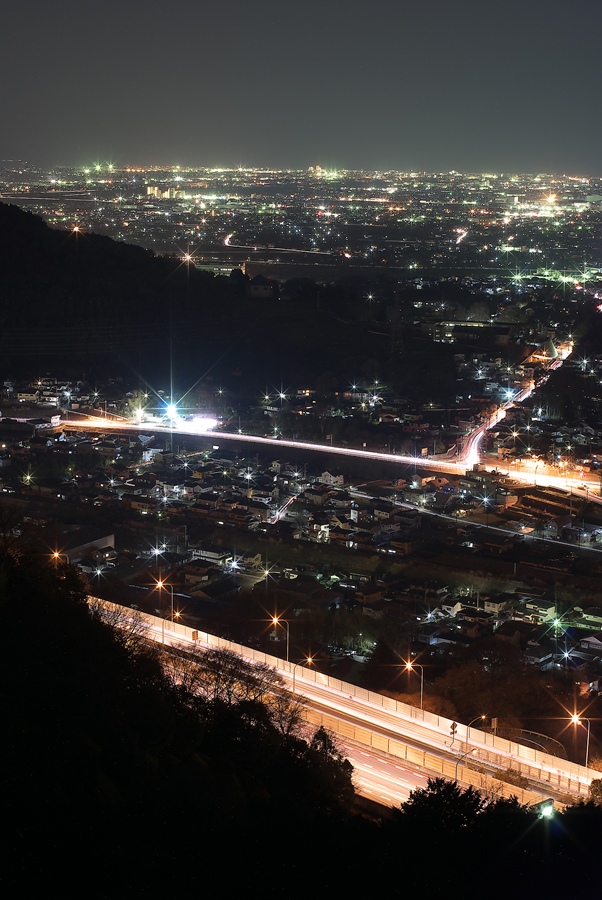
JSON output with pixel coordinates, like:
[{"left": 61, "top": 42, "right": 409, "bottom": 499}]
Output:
[{"left": 2, "top": 0, "right": 601, "bottom": 176}]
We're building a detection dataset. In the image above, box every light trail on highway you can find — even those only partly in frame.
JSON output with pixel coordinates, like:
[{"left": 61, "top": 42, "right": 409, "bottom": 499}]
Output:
[
  {"left": 342, "top": 745, "right": 428, "bottom": 806},
  {"left": 103, "top": 604, "right": 591, "bottom": 805},
  {"left": 66, "top": 352, "right": 577, "bottom": 490},
  {"left": 224, "top": 232, "right": 333, "bottom": 256},
  {"left": 71, "top": 415, "right": 469, "bottom": 473},
  {"left": 71, "top": 410, "right": 599, "bottom": 499},
  {"left": 133, "top": 612, "right": 434, "bottom": 806}
]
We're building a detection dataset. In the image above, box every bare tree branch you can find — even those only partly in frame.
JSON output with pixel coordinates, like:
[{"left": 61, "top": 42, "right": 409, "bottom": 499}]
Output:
[{"left": 88, "top": 597, "right": 150, "bottom": 654}]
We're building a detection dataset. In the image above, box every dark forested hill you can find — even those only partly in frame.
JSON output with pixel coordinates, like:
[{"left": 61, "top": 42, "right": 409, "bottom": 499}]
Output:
[
  {"left": 1, "top": 544, "right": 356, "bottom": 894},
  {"left": 0, "top": 202, "right": 225, "bottom": 374},
  {"left": 3, "top": 529, "right": 602, "bottom": 897},
  {"left": 0, "top": 202, "right": 455, "bottom": 400}
]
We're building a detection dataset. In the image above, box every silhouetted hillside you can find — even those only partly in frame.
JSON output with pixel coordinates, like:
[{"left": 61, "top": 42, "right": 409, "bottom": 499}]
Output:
[
  {"left": 0, "top": 202, "right": 456, "bottom": 398},
  {"left": 1, "top": 546, "right": 354, "bottom": 894},
  {"left": 3, "top": 531, "right": 602, "bottom": 897},
  {"left": 0, "top": 202, "right": 225, "bottom": 373}
]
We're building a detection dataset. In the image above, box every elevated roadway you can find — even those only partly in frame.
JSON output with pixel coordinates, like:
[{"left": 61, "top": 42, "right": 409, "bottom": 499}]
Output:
[
  {"left": 66, "top": 354, "right": 592, "bottom": 495},
  {"left": 94, "top": 600, "right": 593, "bottom": 808}
]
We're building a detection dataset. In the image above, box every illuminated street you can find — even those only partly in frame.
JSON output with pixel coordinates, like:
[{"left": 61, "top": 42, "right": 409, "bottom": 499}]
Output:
[
  {"left": 129, "top": 604, "right": 592, "bottom": 804},
  {"left": 65, "top": 344, "right": 602, "bottom": 504}
]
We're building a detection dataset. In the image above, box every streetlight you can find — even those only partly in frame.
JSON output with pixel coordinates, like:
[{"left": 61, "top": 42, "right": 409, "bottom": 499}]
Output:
[
  {"left": 63, "top": 390, "right": 71, "bottom": 422},
  {"left": 292, "top": 655, "right": 313, "bottom": 693},
  {"left": 454, "top": 748, "right": 477, "bottom": 782},
  {"left": 571, "top": 714, "right": 591, "bottom": 768},
  {"left": 466, "top": 714, "right": 487, "bottom": 745},
  {"left": 482, "top": 495, "right": 491, "bottom": 528},
  {"left": 531, "top": 798, "right": 555, "bottom": 819},
  {"left": 157, "top": 579, "right": 174, "bottom": 623},
  {"left": 272, "top": 615, "right": 290, "bottom": 663},
  {"left": 405, "top": 661, "right": 424, "bottom": 710},
  {"left": 52, "top": 551, "right": 69, "bottom": 565}
]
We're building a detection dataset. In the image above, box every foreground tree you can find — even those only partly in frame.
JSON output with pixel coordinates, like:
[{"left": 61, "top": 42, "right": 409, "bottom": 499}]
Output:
[
  {"left": 399, "top": 776, "right": 486, "bottom": 830},
  {"left": 1, "top": 549, "right": 357, "bottom": 895},
  {"left": 162, "top": 643, "right": 307, "bottom": 737},
  {"left": 88, "top": 595, "right": 151, "bottom": 657},
  {"left": 588, "top": 778, "right": 602, "bottom": 805}
]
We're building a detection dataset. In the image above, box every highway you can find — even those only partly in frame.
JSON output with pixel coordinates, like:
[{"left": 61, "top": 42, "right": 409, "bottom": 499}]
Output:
[
  {"left": 101, "top": 602, "right": 592, "bottom": 806},
  {"left": 71, "top": 412, "right": 602, "bottom": 499},
  {"left": 66, "top": 353, "right": 588, "bottom": 494},
  {"left": 224, "top": 232, "right": 333, "bottom": 257},
  {"left": 70, "top": 414, "right": 471, "bottom": 473},
  {"left": 286, "top": 666, "right": 591, "bottom": 799},
  {"left": 341, "top": 743, "right": 429, "bottom": 806}
]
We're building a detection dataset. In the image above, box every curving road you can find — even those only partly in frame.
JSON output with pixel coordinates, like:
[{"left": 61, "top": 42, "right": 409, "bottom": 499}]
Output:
[
  {"left": 122, "top": 607, "right": 591, "bottom": 804},
  {"left": 66, "top": 354, "right": 572, "bottom": 488}
]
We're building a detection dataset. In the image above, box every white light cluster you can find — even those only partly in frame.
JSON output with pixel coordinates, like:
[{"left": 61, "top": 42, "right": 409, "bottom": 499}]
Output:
[{"left": 188, "top": 416, "right": 218, "bottom": 432}]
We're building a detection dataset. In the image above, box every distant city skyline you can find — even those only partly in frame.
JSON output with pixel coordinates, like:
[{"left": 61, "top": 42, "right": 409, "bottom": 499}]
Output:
[
  {"left": 2, "top": 0, "right": 601, "bottom": 176},
  {"left": 2, "top": 165, "right": 600, "bottom": 283}
]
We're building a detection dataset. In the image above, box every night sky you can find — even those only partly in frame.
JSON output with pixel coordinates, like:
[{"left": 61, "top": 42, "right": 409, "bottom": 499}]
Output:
[{"left": 2, "top": 0, "right": 601, "bottom": 174}]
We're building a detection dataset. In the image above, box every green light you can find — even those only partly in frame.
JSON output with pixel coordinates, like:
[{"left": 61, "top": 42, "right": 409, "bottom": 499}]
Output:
[{"left": 532, "top": 798, "right": 555, "bottom": 818}]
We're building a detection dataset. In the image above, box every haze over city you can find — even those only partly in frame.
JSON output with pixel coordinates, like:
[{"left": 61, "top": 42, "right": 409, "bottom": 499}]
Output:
[{"left": 2, "top": 0, "right": 601, "bottom": 174}]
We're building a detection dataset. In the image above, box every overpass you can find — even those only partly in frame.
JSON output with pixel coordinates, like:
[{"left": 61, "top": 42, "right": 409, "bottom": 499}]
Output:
[
  {"left": 94, "top": 599, "right": 593, "bottom": 808},
  {"left": 67, "top": 350, "right": 602, "bottom": 499}
]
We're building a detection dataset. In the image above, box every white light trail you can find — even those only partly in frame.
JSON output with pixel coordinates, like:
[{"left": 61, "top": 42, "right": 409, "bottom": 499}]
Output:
[{"left": 67, "top": 350, "right": 577, "bottom": 489}]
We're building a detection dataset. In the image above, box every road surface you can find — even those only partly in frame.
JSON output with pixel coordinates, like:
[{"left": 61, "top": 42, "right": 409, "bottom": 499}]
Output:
[
  {"left": 66, "top": 355, "right": 589, "bottom": 493},
  {"left": 101, "top": 603, "right": 591, "bottom": 805}
]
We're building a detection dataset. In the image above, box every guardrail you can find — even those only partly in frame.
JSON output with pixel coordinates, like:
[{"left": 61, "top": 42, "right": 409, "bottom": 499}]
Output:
[
  {"left": 93, "top": 598, "right": 594, "bottom": 799},
  {"left": 302, "top": 706, "right": 546, "bottom": 805}
]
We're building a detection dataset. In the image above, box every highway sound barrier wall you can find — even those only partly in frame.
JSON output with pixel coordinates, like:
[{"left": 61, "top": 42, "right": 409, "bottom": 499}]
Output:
[{"left": 91, "top": 599, "right": 593, "bottom": 800}]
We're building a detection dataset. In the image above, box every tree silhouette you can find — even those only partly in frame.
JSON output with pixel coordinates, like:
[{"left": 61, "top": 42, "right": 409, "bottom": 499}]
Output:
[{"left": 399, "top": 776, "right": 486, "bottom": 830}]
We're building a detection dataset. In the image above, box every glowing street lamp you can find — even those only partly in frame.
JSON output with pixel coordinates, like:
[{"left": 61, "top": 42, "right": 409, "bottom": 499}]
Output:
[
  {"left": 157, "top": 579, "right": 174, "bottom": 623},
  {"left": 272, "top": 615, "right": 290, "bottom": 663},
  {"left": 571, "top": 714, "right": 591, "bottom": 768},
  {"left": 466, "top": 714, "right": 487, "bottom": 744},
  {"left": 532, "top": 798, "right": 555, "bottom": 819},
  {"left": 405, "top": 661, "right": 424, "bottom": 710},
  {"left": 52, "top": 551, "right": 69, "bottom": 565},
  {"left": 292, "top": 655, "right": 313, "bottom": 693},
  {"left": 454, "top": 748, "right": 477, "bottom": 782},
  {"left": 482, "top": 492, "right": 494, "bottom": 528}
]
